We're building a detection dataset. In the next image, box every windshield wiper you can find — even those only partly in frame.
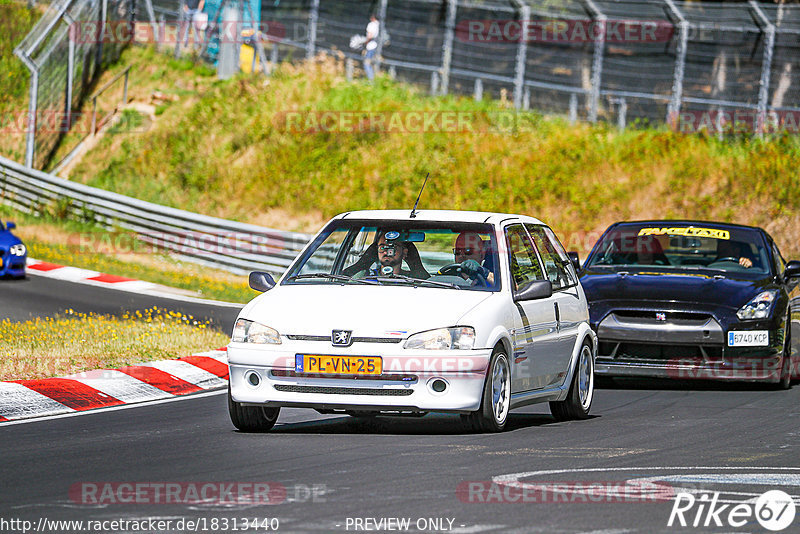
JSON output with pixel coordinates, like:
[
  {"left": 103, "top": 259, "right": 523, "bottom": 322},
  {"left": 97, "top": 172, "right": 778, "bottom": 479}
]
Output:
[
  {"left": 285, "top": 273, "right": 378, "bottom": 285},
  {"left": 375, "top": 273, "right": 461, "bottom": 289}
]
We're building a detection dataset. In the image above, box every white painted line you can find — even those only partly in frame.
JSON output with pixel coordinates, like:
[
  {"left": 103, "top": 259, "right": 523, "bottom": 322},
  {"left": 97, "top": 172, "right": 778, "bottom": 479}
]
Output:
[
  {"left": 0, "top": 389, "right": 226, "bottom": 427},
  {"left": 144, "top": 360, "right": 227, "bottom": 389},
  {"left": 68, "top": 369, "right": 173, "bottom": 403},
  {"left": 0, "top": 382, "right": 74, "bottom": 420}
]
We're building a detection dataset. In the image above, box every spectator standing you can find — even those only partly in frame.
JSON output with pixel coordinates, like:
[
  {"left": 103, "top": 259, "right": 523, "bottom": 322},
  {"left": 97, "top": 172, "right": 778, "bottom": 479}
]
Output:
[
  {"left": 364, "top": 14, "right": 380, "bottom": 81},
  {"left": 182, "top": 0, "right": 206, "bottom": 48}
]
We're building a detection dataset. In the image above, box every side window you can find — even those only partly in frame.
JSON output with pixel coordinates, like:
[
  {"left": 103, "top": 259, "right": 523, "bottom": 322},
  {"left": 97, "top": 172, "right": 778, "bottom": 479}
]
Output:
[
  {"left": 525, "top": 224, "right": 577, "bottom": 290},
  {"left": 772, "top": 242, "right": 786, "bottom": 276},
  {"left": 504, "top": 224, "right": 544, "bottom": 291}
]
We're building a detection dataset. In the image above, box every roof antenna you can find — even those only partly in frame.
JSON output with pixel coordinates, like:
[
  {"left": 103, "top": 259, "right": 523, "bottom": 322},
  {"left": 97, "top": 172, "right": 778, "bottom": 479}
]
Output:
[{"left": 410, "top": 172, "right": 430, "bottom": 219}]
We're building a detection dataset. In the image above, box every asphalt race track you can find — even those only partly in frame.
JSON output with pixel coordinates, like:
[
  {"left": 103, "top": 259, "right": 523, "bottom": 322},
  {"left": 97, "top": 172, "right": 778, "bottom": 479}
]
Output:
[
  {"left": 1, "top": 379, "right": 799, "bottom": 533},
  {"left": 2, "top": 277, "right": 800, "bottom": 533},
  {"left": 0, "top": 274, "right": 242, "bottom": 333}
]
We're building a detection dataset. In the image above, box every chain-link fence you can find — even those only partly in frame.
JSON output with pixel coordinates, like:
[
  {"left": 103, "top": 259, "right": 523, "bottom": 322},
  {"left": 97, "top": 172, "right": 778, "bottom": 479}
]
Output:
[
  {"left": 142, "top": 0, "right": 800, "bottom": 134},
  {"left": 15, "top": 0, "right": 800, "bottom": 170},
  {"left": 13, "top": 0, "right": 152, "bottom": 169}
]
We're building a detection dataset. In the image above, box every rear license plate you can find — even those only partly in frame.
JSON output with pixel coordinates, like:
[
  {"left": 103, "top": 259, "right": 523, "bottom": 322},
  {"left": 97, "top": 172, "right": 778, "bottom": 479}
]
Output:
[
  {"left": 295, "top": 355, "right": 382, "bottom": 375},
  {"left": 727, "top": 331, "right": 769, "bottom": 347}
]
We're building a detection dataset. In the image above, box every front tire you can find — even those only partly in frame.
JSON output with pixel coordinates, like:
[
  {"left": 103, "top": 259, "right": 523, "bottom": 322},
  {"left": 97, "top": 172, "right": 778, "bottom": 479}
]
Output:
[
  {"left": 228, "top": 386, "right": 280, "bottom": 432},
  {"left": 464, "top": 348, "right": 511, "bottom": 433},
  {"left": 550, "top": 339, "right": 594, "bottom": 421},
  {"left": 776, "top": 327, "right": 792, "bottom": 390}
]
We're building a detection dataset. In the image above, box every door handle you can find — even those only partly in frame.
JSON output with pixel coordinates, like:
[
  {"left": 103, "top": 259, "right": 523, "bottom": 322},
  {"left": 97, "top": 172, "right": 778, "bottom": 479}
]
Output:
[{"left": 554, "top": 302, "right": 560, "bottom": 332}]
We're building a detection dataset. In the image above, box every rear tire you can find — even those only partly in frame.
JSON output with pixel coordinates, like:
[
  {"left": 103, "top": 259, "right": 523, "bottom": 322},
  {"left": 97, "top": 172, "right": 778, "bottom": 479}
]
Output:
[
  {"left": 465, "top": 348, "right": 511, "bottom": 433},
  {"left": 550, "top": 340, "right": 594, "bottom": 421},
  {"left": 228, "top": 386, "right": 280, "bottom": 432}
]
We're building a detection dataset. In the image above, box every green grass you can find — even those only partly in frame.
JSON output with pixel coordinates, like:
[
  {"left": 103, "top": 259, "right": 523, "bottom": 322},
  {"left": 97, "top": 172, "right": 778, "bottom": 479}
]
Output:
[
  {"left": 0, "top": 0, "right": 39, "bottom": 162},
  {"left": 63, "top": 49, "right": 800, "bottom": 258}
]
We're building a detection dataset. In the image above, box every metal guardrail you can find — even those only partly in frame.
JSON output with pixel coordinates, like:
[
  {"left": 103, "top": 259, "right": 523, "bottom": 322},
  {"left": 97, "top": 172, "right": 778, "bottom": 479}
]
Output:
[{"left": 0, "top": 155, "right": 311, "bottom": 276}]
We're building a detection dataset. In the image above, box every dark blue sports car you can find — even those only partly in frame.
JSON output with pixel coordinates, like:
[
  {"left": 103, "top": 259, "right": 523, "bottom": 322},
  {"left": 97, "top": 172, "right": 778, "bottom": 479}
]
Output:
[
  {"left": 577, "top": 221, "right": 800, "bottom": 387},
  {"left": 0, "top": 219, "right": 26, "bottom": 279}
]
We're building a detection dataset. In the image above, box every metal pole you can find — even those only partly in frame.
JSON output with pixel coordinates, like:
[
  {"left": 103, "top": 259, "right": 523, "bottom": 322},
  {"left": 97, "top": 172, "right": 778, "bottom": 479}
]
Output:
[
  {"left": 510, "top": 1, "right": 530, "bottom": 110},
  {"left": 92, "top": 97, "right": 98, "bottom": 135},
  {"left": 24, "top": 69, "right": 38, "bottom": 168},
  {"left": 750, "top": 0, "right": 775, "bottom": 137},
  {"left": 306, "top": 0, "right": 319, "bottom": 59},
  {"left": 581, "top": 0, "right": 605, "bottom": 123},
  {"left": 65, "top": 13, "right": 75, "bottom": 134},
  {"left": 616, "top": 98, "right": 627, "bottom": 130},
  {"left": 374, "top": 0, "right": 388, "bottom": 74},
  {"left": 175, "top": 0, "right": 185, "bottom": 58},
  {"left": 569, "top": 93, "right": 578, "bottom": 124},
  {"left": 664, "top": 0, "right": 688, "bottom": 125},
  {"left": 96, "top": 0, "right": 108, "bottom": 69},
  {"left": 439, "top": 0, "right": 457, "bottom": 95},
  {"left": 123, "top": 69, "right": 129, "bottom": 104},
  {"left": 143, "top": 0, "right": 158, "bottom": 47}
]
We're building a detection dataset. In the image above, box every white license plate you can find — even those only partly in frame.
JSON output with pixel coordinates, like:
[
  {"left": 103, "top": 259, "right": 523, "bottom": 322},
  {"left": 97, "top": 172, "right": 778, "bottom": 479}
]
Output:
[{"left": 727, "top": 331, "right": 769, "bottom": 347}]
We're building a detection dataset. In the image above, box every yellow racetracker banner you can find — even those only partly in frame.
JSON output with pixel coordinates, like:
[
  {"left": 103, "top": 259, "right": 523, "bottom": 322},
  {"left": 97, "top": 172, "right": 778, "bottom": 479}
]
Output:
[{"left": 637, "top": 227, "right": 730, "bottom": 240}]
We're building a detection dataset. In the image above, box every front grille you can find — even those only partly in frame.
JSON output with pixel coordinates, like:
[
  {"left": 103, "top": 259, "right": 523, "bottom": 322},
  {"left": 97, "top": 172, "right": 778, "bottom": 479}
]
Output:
[
  {"left": 271, "top": 370, "right": 417, "bottom": 382},
  {"left": 600, "top": 342, "right": 723, "bottom": 361},
  {"left": 612, "top": 310, "right": 713, "bottom": 325},
  {"left": 274, "top": 385, "right": 413, "bottom": 396},
  {"left": 286, "top": 335, "right": 402, "bottom": 344}
]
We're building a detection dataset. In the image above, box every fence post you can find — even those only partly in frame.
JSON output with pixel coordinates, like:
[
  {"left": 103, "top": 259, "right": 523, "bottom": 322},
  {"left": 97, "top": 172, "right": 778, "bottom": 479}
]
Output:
[
  {"left": 581, "top": 0, "right": 605, "bottom": 123},
  {"left": 375, "top": 0, "right": 388, "bottom": 74},
  {"left": 511, "top": 1, "right": 529, "bottom": 110},
  {"left": 749, "top": 0, "right": 775, "bottom": 138},
  {"left": 569, "top": 93, "right": 578, "bottom": 124},
  {"left": 96, "top": 0, "right": 108, "bottom": 69},
  {"left": 431, "top": 71, "right": 440, "bottom": 96},
  {"left": 664, "top": 0, "right": 688, "bottom": 125},
  {"left": 474, "top": 78, "right": 483, "bottom": 101},
  {"left": 306, "top": 0, "right": 319, "bottom": 59},
  {"left": 175, "top": 0, "right": 185, "bottom": 58},
  {"left": 439, "top": 0, "right": 457, "bottom": 96},
  {"left": 64, "top": 13, "right": 75, "bottom": 134},
  {"left": 24, "top": 69, "right": 39, "bottom": 168}
]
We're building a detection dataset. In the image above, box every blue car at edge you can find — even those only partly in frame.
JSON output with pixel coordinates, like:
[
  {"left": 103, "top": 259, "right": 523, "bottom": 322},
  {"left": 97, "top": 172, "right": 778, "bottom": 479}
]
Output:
[{"left": 1, "top": 219, "right": 27, "bottom": 279}]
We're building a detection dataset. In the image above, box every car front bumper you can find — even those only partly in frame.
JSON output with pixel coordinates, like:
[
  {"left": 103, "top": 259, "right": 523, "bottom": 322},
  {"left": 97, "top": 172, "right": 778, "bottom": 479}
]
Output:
[
  {"left": 228, "top": 343, "right": 492, "bottom": 413},
  {"left": 594, "top": 312, "right": 785, "bottom": 382},
  {"left": 0, "top": 253, "right": 25, "bottom": 278}
]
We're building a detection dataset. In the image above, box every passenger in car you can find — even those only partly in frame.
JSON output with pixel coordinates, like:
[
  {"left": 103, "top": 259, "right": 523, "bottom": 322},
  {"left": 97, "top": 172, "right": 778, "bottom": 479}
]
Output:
[{"left": 453, "top": 232, "right": 496, "bottom": 286}]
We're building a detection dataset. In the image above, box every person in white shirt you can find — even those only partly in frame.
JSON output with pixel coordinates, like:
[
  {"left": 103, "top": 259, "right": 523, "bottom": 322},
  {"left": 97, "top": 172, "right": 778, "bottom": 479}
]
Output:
[{"left": 364, "top": 14, "right": 380, "bottom": 81}]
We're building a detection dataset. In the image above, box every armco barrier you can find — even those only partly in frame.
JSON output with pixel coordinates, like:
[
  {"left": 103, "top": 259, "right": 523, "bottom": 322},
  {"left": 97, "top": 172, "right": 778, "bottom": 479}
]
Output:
[{"left": 0, "top": 155, "right": 311, "bottom": 276}]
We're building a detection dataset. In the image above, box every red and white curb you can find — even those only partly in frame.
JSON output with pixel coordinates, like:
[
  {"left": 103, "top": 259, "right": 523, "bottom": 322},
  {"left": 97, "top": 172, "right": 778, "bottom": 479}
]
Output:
[
  {"left": 0, "top": 349, "right": 229, "bottom": 422},
  {"left": 25, "top": 259, "right": 242, "bottom": 307}
]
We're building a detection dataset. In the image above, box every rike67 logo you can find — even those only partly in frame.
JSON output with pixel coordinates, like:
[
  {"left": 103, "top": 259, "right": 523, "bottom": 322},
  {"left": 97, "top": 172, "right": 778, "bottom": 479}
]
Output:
[{"left": 668, "top": 490, "right": 796, "bottom": 531}]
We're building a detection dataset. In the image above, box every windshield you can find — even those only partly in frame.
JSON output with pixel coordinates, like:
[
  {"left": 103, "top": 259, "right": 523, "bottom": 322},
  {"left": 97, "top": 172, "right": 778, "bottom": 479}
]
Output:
[
  {"left": 586, "top": 223, "right": 770, "bottom": 275},
  {"left": 284, "top": 220, "right": 501, "bottom": 291}
]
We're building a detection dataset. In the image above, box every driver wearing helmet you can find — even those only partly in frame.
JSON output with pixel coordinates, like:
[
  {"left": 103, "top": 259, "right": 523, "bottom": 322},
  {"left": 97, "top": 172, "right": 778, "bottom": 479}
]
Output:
[{"left": 449, "top": 232, "right": 495, "bottom": 286}]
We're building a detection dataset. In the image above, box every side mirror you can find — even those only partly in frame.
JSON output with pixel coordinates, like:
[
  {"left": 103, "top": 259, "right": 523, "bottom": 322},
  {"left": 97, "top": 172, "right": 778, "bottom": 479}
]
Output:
[
  {"left": 784, "top": 260, "right": 800, "bottom": 280},
  {"left": 5, "top": 221, "right": 16, "bottom": 230},
  {"left": 567, "top": 251, "right": 580, "bottom": 271},
  {"left": 249, "top": 271, "right": 276, "bottom": 292},
  {"left": 513, "top": 279, "right": 553, "bottom": 302}
]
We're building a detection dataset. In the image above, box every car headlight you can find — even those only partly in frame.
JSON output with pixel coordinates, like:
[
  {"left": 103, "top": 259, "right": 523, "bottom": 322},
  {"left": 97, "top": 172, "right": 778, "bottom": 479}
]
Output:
[
  {"left": 231, "top": 318, "right": 282, "bottom": 344},
  {"left": 404, "top": 327, "right": 475, "bottom": 350},
  {"left": 736, "top": 290, "right": 777, "bottom": 320},
  {"left": 9, "top": 244, "right": 25, "bottom": 256}
]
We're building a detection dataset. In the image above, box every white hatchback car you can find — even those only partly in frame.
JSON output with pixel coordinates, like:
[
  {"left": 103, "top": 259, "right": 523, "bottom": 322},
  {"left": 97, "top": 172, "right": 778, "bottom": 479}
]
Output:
[{"left": 228, "top": 210, "right": 596, "bottom": 432}]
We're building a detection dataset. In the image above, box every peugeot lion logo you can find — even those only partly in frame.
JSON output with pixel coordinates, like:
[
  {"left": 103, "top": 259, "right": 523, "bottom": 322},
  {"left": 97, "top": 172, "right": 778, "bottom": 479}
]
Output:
[{"left": 332, "top": 330, "right": 353, "bottom": 347}]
